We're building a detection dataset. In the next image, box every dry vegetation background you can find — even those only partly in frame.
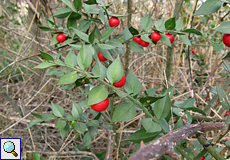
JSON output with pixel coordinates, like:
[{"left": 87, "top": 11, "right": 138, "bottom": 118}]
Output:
[{"left": 0, "top": 0, "right": 229, "bottom": 159}]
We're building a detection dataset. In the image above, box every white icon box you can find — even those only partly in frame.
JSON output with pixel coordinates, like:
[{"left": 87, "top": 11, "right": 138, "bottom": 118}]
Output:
[{"left": 0, "top": 138, "right": 21, "bottom": 160}]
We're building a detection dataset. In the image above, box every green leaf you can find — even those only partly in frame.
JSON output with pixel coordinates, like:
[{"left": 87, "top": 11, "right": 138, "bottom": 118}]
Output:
[
  {"left": 78, "top": 19, "right": 91, "bottom": 31},
  {"left": 87, "top": 85, "right": 108, "bottom": 105},
  {"left": 140, "top": 35, "right": 152, "bottom": 43},
  {"left": 89, "top": 25, "right": 96, "bottom": 44},
  {"left": 107, "top": 56, "right": 124, "bottom": 84},
  {"left": 124, "top": 69, "right": 142, "bottom": 95},
  {"left": 73, "top": 0, "right": 82, "bottom": 11},
  {"left": 33, "top": 153, "right": 40, "bottom": 160},
  {"left": 54, "top": 59, "right": 66, "bottom": 66},
  {"left": 159, "top": 119, "right": 170, "bottom": 132},
  {"left": 160, "top": 34, "right": 171, "bottom": 47},
  {"left": 100, "top": 27, "right": 114, "bottom": 41},
  {"left": 129, "top": 41, "right": 145, "bottom": 53},
  {"left": 111, "top": 102, "right": 136, "bottom": 122},
  {"left": 88, "top": 126, "right": 98, "bottom": 139},
  {"left": 64, "top": 51, "right": 78, "bottom": 67},
  {"left": 120, "top": 27, "right": 133, "bottom": 41},
  {"left": 50, "top": 34, "right": 58, "bottom": 46},
  {"left": 153, "top": 94, "right": 171, "bottom": 120},
  {"left": 180, "top": 35, "right": 191, "bottom": 46},
  {"left": 213, "top": 21, "right": 230, "bottom": 34},
  {"left": 194, "top": 0, "right": 222, "bottom": 16},
  {"left": 73, "top": 28, "right": 90, "bottom": 43},
  {"left": 140, "top": 96, "right": 164, "bottom": 106},
  {"left": 51, "top": 102, "right": 65, "bottom": 117},
  {"left": 31, "top": 113, "right": 42, "bottom": 119},
  {"left": 62, "top": 0, "right": 74, "bottom": 10},
  {"left": 74, "top": 122, "right": 86, "bottom": 135},
  {"left": 38, "top": 50, "right": 54, "bottom": 60},
  {"left": 59, "top": 122, "right": 70, "bottom": 141},
  {"left": 92, "top": 61, "right": 107, "bottom": 79},
  {"left": 99, "top": 9, "right": 105, "bottom": 24},
  {"left": 42, "top": 114, "right": 56, "bottom": 121},
  {"left": 129, "top": 26, "right": 139, "bottom": 36},
  {"left": 53, "top": 8, "right": 71, "bottom": 18},
  {"left": 84, "top": 0, "right": 97, "bottom": 4},
  {"left": 95, "top": 25, "right": 102, "bottom": 39},
  {"left": 55, "top": 119, "right": 67, "bottom": 130},
  {"left": 182, "top": 97, "right": 195, "bottom": 108},
  {"left": 141, "top": 118, "right": 161, "bottom": 133},
  {"left": 223, "top": 60, "right": 230, "bottom": 74},
  {"left": 145, "top": 87, "right": 158, "bottom": 97},
  {"left": 125, "top": 128, "right": 160, "bottom": 143},
  {"left": 77, "top": 44, "right": 93, "bottom": 70},
  {"left": 25, "top": 119, "right": 43, "bottom": 129},
  {"left": 165, "top": 17, "right": 176, "bottom": 30},
  {"left": 34, "top": 61, "right": 54, "bottom": 69},
  {"left": 83, "top": 132, "right": 92, "bottom": 147},
  {"left": 210, "top": 39, "right": 224, "bottom": 54},
  {"left": 67, "top": 19, "right": 77, "bottom": 33},
  {"left": 38, "top": 25, "right": 51, "bottom": 31},
  {"left": 69, "top": 11, "right": 81, "bottom": 20},
  {"left": 225, "top": 140, "right": 230, "bottom": 149},
  {"left": 105, "top": 39, "right": 125, "bottom": 48},
  {"left": 98, "top": 43, "right": 116, "bottom": 50},
  {"left": 216, "top": 83, "right": 230, "bottom": 110},
  {"left": 185, "top": 107, "right": 206, "bottom": 116},
  {"left": 141, "top": 12, "right": 153, "bottom": 31},
  {"left": 155, "top": 18, "right": 165, "bottom": 31},
  {"left": 57, "top": 71, "right": 78, "bottom": 85},
  {"left": 223, "top": 52, "right": 230, "bottom": 60},
  {"left": 175, "top": 18, "right": 183, "bottom": 30},
  {"left": 87, "top": 120, "right": 100, "bottom": 126},
  {"left": 46, "top": 67, "right": 57, "bottom": 76},
  {"left": 72, "top": 101, "right": 83, "bottom": 119},
  {"left": 99, "top": 49, "right": 113, "bottom": 61},
  {"left": 182, "top": 29, "right": 202, "bottom": 35},
  {"left": 114, "top": 89, "right": 128, "bottom": 98}
]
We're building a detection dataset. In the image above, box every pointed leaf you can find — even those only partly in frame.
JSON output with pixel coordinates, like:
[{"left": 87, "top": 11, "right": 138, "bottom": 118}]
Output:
[
  {"left": 65, "top": 51, "right": 78, "bottom": 67},
  {"left": 98, "top": 43, "right": 116, "bottom": 50},
  {"left": 165, "top": 17, "right": 176, "bottom": 30},
  {"left": 62, "top": 0, "right": 74, "bottom": 10},
  {"left": 25, "top": 119, "right": 43, "bottom": 129},
  {"left": 216, "top": 83, "right": 230, "bottom": 110},
  {"left": 74, "top": 122, "right": 86, "bottom": 135},
  {"left": 160, "top": 34, "right": 171, "bottom": 47},
  {"left": 107, "top": 56, "right": 124, "bottom": 84},
  {"left": 141, "top": 118, "right": 161, "bottom": 133},
  {"left": 51, "top": 102, "right": 65, "bottom": 117},
  {"left": 87, "top": 85, "right": 108, "bottom": 105},
  {"left": 73, "top": 0, "right": 82, "bottom": 11},
  {"left": 182, "top": 29, "right": 202, "bottom": 35},
  {"left": 194, "top": 0, "right": 222, "bottom": 16},
  {"left": 92, "top": 61, "right": 107, "bottom": 79},
  {"left": 89, "top": 25, "right": 96, "bottom": 44},
  {"left": 129, "top": 41, "right": 145, "bottom": 53},
  {"left": 77, "top": 44, "right": 93, "bottom": 70},
  {"left": 73, "top": 28, "right": 90, "bottom": 43},
  {"left": 180, "top": 35, "right": 191, "bottom": 46},
  {"left": 111, "top": 102, "right": 136, "bottom": 122},
  {"left": 141, "top": 12, "right": 153, "bottom": 31},
  {"left": 53, "top": 8, "right": 71, "bottom": 18},
  {"left": 214, "top": 21, "right": 230, "bottom": 34},
  {"left": 155, "top": 18, "right": 165, "bottom": 31},
  {"left": 100, "top": 27, "right": 114, "bottom": 41},
  {"left": 57, "top": 71, "right": 78, "bottom": 85},
  {"left": 124, "top": 69, "right": 142, "bottom": 95},
  {"left": 154, "top": 94, "right": 171, "bottom": 120},
  {"left": 72, "top": 101, "right": 83, "bottom": 119},
  {"left": 34, "top": 61, "right": 54, "bottom": 69}
]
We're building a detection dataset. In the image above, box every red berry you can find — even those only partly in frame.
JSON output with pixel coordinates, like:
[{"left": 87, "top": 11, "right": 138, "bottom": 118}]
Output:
[
  {"left": 165, "top": 34, "right": 174, "bottom": 43},
  {"left": 191, "top": 49, "right": 195, "bottom": 54},
  {"left": 140, "top": 40, "right": 149, "bottom": 47},
  {"left": 91, "top": 97, "right": 109, "bottom": 112},
  {"left": 109, "top": 17, "right": 120, "bottom": 27},
  {"left": 200, "top": 156, "right": 205, "bottom": 160},
  {"left": 151, "top": 32, "right": 161, "bottom": 42},
  {"left": 133, "top": 36, "right": 142, "bottom": 44},
  {"left": 223, "top": 34, "right": 230, "bottom": 47},
  {"left": 56, "top": 33, "right": 66, "bottom": 43},
  {"left": 226, "top": 111, "right": 229, "bottom": 116},
  {"left": 113, "top": 74, "right": 126, "bottom": 87},
  {"left": 54, "top": 59, "right": 58, "bottom": 67},
  {"left": 97, "top": 51, "right": 107, "bottom": 61}
]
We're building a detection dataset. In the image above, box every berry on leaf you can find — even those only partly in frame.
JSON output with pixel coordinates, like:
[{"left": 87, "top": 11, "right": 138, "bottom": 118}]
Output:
[
  {"left": 54, "top": 59, "right": 58, "bottom": 67},
  {"left": 56, "top": 33, "right": 66, "bottom": 43},
  {"left": 226, "top": 111, "right": 229, "bottom": 116},
  {"left": 109, "top": 17, "right": 120, "bottom": 27},
  {"left": 223, "top": 34, "right": 230, "bottom": 47},
  {"left": 200, "top": 156, "right": 205, "bottom": 160},
  {"left": 151, "top": 32, "right": 161, "bottom": 42},
  {"left": 97, "top": 51, "right": 107, "bottom": 61},
  {"left": 133, "top": 36, "right": 142, "bottom": 44},
  {"left": 140, "top": 40, "right": 149, "bottom": 47},
  {"left": 91, "top": 97, "right": 109, "bottom": 112},
  {"left": 165, "top": 34, "right": 174, "bottom": 43},
  {"left": 191, "top": 49, "right": 195, "bottom": 54},
  {"left": 113, "top": 74, "right": 126, "bottom": 87}
]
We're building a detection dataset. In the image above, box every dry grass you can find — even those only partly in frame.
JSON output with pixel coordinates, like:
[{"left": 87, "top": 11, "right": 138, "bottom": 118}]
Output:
[{"left": 0, "top": 0, "right": 230, "bottom": 159}]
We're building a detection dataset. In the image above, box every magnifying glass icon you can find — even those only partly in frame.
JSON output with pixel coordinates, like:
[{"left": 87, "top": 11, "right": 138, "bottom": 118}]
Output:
[{"left": 3, "top": 141, "right": 18, "bottom": 157}]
